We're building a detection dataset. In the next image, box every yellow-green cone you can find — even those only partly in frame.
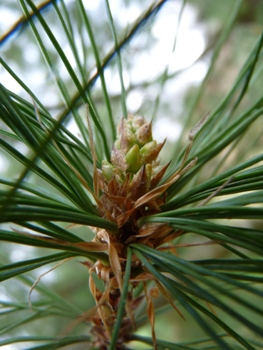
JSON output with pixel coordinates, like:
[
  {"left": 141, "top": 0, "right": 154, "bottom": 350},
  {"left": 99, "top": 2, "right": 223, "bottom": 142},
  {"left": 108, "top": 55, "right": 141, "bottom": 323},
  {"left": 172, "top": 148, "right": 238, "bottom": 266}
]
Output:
[{"left": 102, "top": 115, "right": 167, "bottom": 197}]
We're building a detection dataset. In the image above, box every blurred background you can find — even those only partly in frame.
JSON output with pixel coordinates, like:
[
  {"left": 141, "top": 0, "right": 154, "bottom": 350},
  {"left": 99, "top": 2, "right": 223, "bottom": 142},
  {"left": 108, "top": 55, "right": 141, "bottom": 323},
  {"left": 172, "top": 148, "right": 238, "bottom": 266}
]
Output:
[{"left": 0, "top": 0, "right": 263, "bottom": 349}]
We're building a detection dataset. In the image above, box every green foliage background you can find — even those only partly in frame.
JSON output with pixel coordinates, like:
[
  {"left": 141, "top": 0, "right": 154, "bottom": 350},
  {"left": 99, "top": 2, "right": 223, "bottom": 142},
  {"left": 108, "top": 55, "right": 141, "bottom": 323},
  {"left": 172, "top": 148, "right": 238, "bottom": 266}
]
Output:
[{"left": 0, "top": 0, "right": 263, "bottom": 349}]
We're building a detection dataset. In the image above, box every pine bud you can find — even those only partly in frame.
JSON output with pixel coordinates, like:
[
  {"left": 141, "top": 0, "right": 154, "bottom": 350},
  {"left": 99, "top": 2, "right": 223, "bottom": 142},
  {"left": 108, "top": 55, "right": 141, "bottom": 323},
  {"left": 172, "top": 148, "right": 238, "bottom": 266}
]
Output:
[
  {"left": 127, "top": 115, "right": 145, "bottom": 132},
  {"left": 102, "top": 161, "right": 123, "bottom": 182},
  {"left": 125, "top": 144, "right": 142, "bottom": 173},
  {"left": 120, "top": 120, "right": 135, "bottom": 154},
  {"left": 135, "top": 121, "right": 152, "bottom": 146}
]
